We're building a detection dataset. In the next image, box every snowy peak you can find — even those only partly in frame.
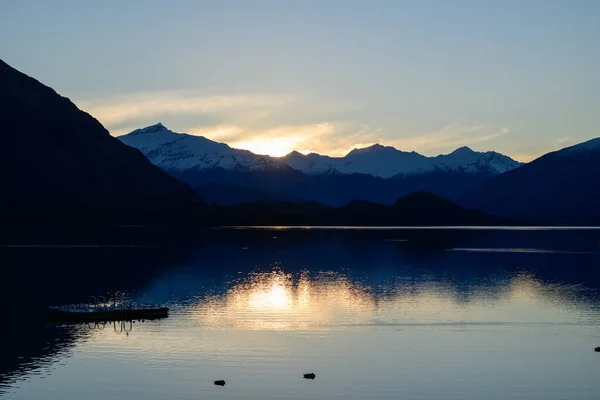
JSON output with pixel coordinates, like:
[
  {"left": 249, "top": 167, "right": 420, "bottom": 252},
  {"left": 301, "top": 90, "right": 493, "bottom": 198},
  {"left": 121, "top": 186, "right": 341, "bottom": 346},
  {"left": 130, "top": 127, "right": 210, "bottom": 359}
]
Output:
[
  {"left": 118, "top": 124, "right": 289, "bottom": 173},
  {"left": 347, "top": 143, "right": 397, "bottom": 155},
  {"left": 451, "top": 146, "right": 474, "bottom": 155},
  {"left": 433, "top": 148, "right": 522, "bottom": 175},
  {"left": 343, "top": 144, "right": 430, "bottom": 177},
  {"left": 279, "top": 143, "right": 433, "bottom": 178},
  {"left": 129, "top": 122, "right": 168, "bottom": 135}
]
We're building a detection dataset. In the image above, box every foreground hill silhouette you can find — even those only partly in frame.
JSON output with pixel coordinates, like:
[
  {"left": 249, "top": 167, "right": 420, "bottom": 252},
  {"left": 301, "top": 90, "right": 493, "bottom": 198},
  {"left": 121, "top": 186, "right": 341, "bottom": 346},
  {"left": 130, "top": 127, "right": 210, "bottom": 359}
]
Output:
[
  {"left": 0, "top": 59, "right": 202, "bottom": 223},
  {"left": 222, "top": 192, "right": 512, "bottom": 227},
  {"left": 460, "top": 138, "right": 600, "bottom": 224}
]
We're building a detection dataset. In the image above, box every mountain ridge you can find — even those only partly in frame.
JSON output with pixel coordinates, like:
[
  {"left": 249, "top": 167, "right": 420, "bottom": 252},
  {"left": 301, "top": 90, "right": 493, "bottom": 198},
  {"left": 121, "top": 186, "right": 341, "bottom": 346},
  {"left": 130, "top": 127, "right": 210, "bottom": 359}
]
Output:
[
  {"left": 119, "top": 123, "right": 523, "bottom": 178},
  {"left": 116, "top": 123, "right": 525, "bottom": 206},
  {"left": 221, "top": 191, "right": 514, "bottom": 227}
]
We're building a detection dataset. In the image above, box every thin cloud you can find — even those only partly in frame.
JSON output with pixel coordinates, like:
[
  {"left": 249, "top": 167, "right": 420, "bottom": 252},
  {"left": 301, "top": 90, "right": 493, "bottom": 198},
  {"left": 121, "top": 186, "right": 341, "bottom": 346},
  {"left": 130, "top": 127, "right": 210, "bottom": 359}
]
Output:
[
  {"left": 171, "top": 122, "right": 509, "bottom": 158},
  {"left": 189, "top": 124, "right": 245, "bottom": 142},
  {"left": 179, "top": 121, "right": 385, "bottom": 157},
  {"left": 75, "top": 90, "right": 514, "bottom": 158},
  {"left": 510, "top": 136, "right": 577, "bottom": 162},
  {"left": 76, "top": 90, "right": 295, "bottom": 128},
  {"left": 390, "top": 125, "right": 510, "bottom": 155},
  {"left": 188, "top": 122, "right": 338, "bottom": 156}
]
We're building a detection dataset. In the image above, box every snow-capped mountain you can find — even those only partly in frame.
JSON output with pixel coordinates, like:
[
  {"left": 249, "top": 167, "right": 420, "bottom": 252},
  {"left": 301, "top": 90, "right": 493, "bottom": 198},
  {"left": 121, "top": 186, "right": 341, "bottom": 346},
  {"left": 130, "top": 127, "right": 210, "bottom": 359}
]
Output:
[
  {"left": 117, "top": 123, "right": 526, "bottom": 206},
  {"left": 280, "top": 145, "right": 430, "bottom": 178},
  {"left": 280, "top": 144, "right": 521, "bottom": 178},
  {"left": 119, "top": 124, "right": 522, "bottom": 178},
  {"left": 118, "top": 123, "right": 290, "bottom": 172},
  {"left": 430, "top": 146, "right": 522, "bottom": 175}
]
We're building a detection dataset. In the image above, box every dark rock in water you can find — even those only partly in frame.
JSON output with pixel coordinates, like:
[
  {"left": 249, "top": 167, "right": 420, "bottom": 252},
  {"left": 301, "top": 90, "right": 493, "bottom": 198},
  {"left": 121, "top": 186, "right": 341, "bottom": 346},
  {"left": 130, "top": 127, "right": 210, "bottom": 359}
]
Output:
[
  {"left": 595, "top": 347, "right": 600, "bottom": 352},
  {"left": 303, "top": 373, "right": 316, "bottom": 380},
  {"left": 214, "top": 380, "right": 226, "bottom": 386}
]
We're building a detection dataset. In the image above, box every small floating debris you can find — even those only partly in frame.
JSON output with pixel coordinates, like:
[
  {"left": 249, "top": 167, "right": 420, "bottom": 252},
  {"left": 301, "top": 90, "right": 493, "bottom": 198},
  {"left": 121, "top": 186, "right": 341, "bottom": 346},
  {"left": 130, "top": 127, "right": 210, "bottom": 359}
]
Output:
[
  {"left": 49, "top": 296, "right": 168, "bottom": 323},
  {"left": 595, "top": 347, "right": 600, "bottom": 352},
  {"left": 303, "top": 373, "right": 316, "bottom": 380},
  {"left": 214, "top": 380, "right": 226, "bottom": 386}
]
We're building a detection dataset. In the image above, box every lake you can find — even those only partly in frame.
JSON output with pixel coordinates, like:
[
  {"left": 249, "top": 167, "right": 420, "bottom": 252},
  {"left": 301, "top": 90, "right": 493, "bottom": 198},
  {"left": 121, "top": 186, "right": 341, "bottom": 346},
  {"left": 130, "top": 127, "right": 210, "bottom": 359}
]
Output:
[{"left": 2, "top": 227, "right": 600, "bottom": 399}]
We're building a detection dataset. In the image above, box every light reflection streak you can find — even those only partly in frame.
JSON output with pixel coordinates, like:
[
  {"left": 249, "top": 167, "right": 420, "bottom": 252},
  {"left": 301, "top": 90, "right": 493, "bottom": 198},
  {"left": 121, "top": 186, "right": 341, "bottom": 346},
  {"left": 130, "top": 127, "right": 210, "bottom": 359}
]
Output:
[
  {"left": 192, "top": 270, "right": 374, "bottom": 331},
  {"left": 189, "top": 270, "right": 594, "bottom": 331}
]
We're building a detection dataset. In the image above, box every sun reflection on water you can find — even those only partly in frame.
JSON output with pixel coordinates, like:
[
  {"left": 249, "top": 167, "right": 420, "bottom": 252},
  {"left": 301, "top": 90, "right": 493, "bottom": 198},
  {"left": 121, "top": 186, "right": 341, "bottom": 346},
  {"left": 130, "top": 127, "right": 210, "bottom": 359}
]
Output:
[
  {"left": 192, "top": 270, "right": 376, "bottom": 330},
  {"left": 188, "top": 269, "right": 594, "bottom": 332},
  {"left": 243, "top": 272, "right": 293, "bottom": 310}
]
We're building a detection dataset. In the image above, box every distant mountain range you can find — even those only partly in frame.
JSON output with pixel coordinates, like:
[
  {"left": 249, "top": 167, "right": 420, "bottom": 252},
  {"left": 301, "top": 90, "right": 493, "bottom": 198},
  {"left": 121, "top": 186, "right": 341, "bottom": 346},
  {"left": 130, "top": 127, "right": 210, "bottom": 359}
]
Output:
[
  {"left": 281, "top": 144, "right": 519, "bottom": 178},
  {"left": 120, "top": 123, "right": 521, "bottom": 177},
  {"left": 0, "top": 59, "right": 202, "bottom": 223},
  {"left": 118, "top": 124, "right": 600, "bottom": 224},
  {"left": 119, "top": 124, "right": 522, "bottom": 206},
  {"left": 2, "top": 59, "right": 599, "bottom": 227}
]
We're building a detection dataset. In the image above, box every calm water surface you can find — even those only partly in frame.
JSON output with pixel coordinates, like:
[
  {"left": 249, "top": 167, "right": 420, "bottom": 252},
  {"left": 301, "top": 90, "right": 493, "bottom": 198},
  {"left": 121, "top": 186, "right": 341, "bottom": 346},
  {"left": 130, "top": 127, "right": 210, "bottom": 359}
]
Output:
[{"left": 2, "top": 228, "right": 600, "bottom": 399}]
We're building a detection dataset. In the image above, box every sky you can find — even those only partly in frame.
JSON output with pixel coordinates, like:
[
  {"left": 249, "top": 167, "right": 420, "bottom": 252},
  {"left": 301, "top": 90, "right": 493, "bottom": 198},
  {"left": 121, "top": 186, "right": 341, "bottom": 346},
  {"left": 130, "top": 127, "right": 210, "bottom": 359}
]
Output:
[{"left": 1, "top": 0, "right": 600, "bottom": 160}]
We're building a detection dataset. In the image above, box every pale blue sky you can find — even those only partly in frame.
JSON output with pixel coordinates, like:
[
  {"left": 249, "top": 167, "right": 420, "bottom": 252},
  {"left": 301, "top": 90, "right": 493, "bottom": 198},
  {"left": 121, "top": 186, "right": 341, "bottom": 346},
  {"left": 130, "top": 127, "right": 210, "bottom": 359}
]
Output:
[{"left": 2, "top": 0, "right": 599, "bottom": 159}]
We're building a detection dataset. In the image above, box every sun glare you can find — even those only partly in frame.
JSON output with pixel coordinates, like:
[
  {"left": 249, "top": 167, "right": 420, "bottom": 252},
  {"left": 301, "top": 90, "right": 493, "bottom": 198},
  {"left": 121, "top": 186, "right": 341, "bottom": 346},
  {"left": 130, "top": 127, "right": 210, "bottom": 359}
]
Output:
[
  {"left": 247, "top": 278, "right": 292, "bottom": 309},
  {"left": 232, "top": 137, "right": 305, "bottom": 157}
]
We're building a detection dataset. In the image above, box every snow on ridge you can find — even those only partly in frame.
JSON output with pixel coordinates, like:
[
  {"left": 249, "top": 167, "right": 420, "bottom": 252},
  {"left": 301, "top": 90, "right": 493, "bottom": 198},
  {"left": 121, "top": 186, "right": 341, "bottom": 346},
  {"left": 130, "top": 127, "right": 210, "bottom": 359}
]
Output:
[
  {"left": 431, "top": 148, "right": 522, "bottom": 175},
  {"left": 281, "top": 144, "right": 521, "bottom": 178},
  {"left": 119, "top": 123, "right": 523, "bottom": 177},
  {"left": 128, "top": 122, "right": 168, "bottom": 135},
  {"left": 118, "top": 124, "right": 289, "bottom": 172}
]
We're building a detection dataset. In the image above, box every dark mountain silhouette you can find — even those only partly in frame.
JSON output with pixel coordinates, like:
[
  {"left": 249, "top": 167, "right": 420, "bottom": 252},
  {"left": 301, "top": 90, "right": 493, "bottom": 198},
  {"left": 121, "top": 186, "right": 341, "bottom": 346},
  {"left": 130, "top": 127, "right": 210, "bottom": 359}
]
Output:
[
  {"left": 459, "top": 138, "right": 600, "bottom": 224},
  {"left": 333, "top": 192, "right": 510, "bottom": 226},
  {"left": 221, "top": 192, "right": 513, "bottom": 226},
  {"left": 195, "top": 183, "right": 306, "bottom": 206},
  {"left": 0, "top": 59, "right": 202, "bottom": 223},
  {"left": 174, "top": 166, "right": 497, "bottom": 207}
]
